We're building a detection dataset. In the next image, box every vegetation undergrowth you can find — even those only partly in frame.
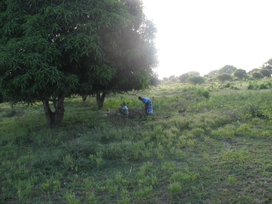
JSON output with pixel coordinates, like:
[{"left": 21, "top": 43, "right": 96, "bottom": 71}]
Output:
[{"left": 2, "top": 81, "right": 272, "bottom": 203}]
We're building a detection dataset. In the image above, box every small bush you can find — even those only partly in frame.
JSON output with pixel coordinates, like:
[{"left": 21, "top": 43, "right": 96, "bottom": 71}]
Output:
[
  {"left": 168, "top": 182, "right": 182, "bottom": 195},
  {"left": 248, "top": 82, "right": 259, "bottom": 90},
  {"left": 196, "top": 88, "right": 210, "bottom": 99},
  {"left": 259, "top": 82, "right": 271, "bottom": 89},
  {"left": 223, "top": 82, "right": 231, "bottom": 88}
]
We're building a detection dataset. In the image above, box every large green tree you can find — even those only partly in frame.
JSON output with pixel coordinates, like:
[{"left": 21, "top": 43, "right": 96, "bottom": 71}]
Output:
[{"left": 0, "top": 0, "right": 157, "bottom": 127}]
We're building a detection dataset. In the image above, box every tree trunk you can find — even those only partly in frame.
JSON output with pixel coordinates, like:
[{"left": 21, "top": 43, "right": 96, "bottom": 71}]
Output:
[
  {"left": 82, "top": 95, "right": 87, "bottom": 102},
  {"left": 82, "top": 95, "right": 87, "bottom": 106},
  {"left": 43, "top": 94, "right": 65, "bottom": 128},
  {"left": 96, "top": 92, "right": 106, "bottom": 109}
]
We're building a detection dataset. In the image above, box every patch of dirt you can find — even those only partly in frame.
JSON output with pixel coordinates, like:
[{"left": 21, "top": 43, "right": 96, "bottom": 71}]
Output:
[{"left": 128, "top": 108, "right": 146, "bottom": 119}]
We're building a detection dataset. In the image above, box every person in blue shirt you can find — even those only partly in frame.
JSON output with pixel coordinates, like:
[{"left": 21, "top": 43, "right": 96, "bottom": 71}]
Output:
[{"left": 138, "top": 96, "right": 153, "bottom": 115}]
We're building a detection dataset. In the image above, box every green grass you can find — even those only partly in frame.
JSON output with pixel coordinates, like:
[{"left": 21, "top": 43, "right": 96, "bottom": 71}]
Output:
[{"left": 2, "top": 80, "right": 272, "bottom": 203}]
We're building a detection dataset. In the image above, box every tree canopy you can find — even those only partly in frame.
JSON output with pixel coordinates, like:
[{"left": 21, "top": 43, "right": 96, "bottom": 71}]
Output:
[
  {"left": 186, "top": 75, "right": 205, "bottom": 85},
  {"left": 0, "top": 0, "right": 157, "bottom": 126},
  {"left": 263, "top": 58, "right": 272, "bottom": 71},
  {"left": 252, "top": 72, "right": 263, "bottom": 79},
  {"left": 179, "top": 73, "right": 189, "bottom": 83},
  {"left": 216, "top": 73, "right": 232, "bottom": 83},
  {"left": 260, "top": 69, "right": 271, "bottom": 77},
  {"left": 233, "top": 69, "right": 248, "bottom": 79},
  {"left": 206, "top": 70, "right": 218, "bottom": 78},
  {"left": 218, "top": 65, "right": 237, "bottom": 75}
]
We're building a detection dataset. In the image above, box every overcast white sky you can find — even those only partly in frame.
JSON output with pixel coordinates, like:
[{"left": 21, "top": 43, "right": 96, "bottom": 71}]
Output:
[{"left": 143, "top": 0, "right": 272, "bottom": 79}]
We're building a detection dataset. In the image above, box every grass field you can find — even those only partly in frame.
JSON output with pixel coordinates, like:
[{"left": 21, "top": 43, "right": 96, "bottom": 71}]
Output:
[{"left": 1, "top": 80, "right": 272, "bottom": 203}]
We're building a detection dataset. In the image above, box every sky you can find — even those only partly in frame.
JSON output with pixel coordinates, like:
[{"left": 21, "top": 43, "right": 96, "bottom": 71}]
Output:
[{"left": 143, "top": 0, "right": 272, "bottom": 79}]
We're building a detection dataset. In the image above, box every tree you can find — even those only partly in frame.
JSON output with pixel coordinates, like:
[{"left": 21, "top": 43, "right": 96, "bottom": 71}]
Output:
[
  {"left": 186, "top": 76, "right": 205, "bottom": 85},
  {"left": 218, "top": 65, "right": 237, "bottom": 75},
  {"left": 168, "top": 75, "right": 178, "bottom": 83},
  {"left": 252, "top": 72, "right": 263, "bottom": 79},
  {"left": 263, "top": 58, "right": 272, "bottom": 71},
  {"left": 179, "top": 71, "right": 199, "bottom": 83},
  {"left": 150, "top": 73, "right": 160, "bottom": 86},
  {"left": 216, "top": 74, "right": 232, "bottom": 83},
  {"left": 248, "top": 68, "right": 260, "bottom": 75},
  {"left": 187, "top": 71, "right": 200, "bottom": 76},
  {"left": 0, "top": 0, "right": 157, "bottom": 127},
  {"left": 179, "top": 73, "right": 189, "bottom": 83},
  {"left": 206, "top": 70, "right": 218, "bottom": 78},
  {"left": 233, "top": 69, "right": 248, "bottom": 79},
  {"left": 89, "top": 1, "right": 157, "bottom": 108},
  {"left": 260, "top": 69, "right": 271, "bottom": 77}
]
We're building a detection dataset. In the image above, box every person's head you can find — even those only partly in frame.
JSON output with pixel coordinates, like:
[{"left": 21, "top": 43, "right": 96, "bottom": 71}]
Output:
[{"left": 138, "top": 96, "right": 142, "bottom": 100}]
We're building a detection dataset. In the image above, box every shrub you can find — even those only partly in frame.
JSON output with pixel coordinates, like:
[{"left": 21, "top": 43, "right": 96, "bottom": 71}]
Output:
[
  {"left": 196, "top": 88, "right": 210, "bottom": 99},
  {"left": 168, "top": 182, "right": 182, "bottom": 195},
  {"left": 259, "top": 83, "right": 269, "bottom": 89},
  {"left": 222, "top": 82, "right": 231, "bottom": 88},
  {"left": 248, "top": 82, "right": 258, "bottom": 90}
]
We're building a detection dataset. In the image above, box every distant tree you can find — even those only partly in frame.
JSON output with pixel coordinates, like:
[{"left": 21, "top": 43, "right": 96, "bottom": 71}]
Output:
[
  {"left": 233, "top": 69, "right": 248, "bottom": 79},
  {"left": 218, "top": 65, "right": 237, "bottom": 75},
  {"left": 187, "top": 71, "right": 200, "bottom": 76},
  {"left": 178, "top": 71, "right": 199, "bottom": 83},
  {"left": 150, "top": 73, "right": 160, "bottom": 86},
  {"left": 260, "top": 69, "right": 271, "bottom": 77},
  {"left": 169, "top": 75, "right": 178, "bottom": 83},
  {"left": 252, "top": 72, "right": 263, "bottom": 79},
  {"left": 217, "top": 74, "right": 232, "bottom": 83},
  {"left": 0, "top": 0, "right": 157, "bottom": 127},
  {"left": 206, "top": 70, "right": 218, "bottom": 78},
  {"left": 263, "top": 58, "right": 272, "bottom": 71},
  {"left": 247, "top": 68, "right": 260, "bottom": 75},
  {"left": 186, "top": 76, "right": 205, "bottom": 85},
  {"left": 179, "top": 73, "right": 189, "bottom": 83}
]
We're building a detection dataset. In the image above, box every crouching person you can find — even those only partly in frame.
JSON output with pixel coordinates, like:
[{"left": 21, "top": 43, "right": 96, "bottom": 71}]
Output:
[{"left": 118, "top": 103, "right": 129, "bottom": 118}]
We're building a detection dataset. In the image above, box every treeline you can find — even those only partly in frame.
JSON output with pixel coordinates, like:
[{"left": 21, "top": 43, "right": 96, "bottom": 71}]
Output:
[{"left": 160, "top": 58, "right": 272, "bottom": 85}]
